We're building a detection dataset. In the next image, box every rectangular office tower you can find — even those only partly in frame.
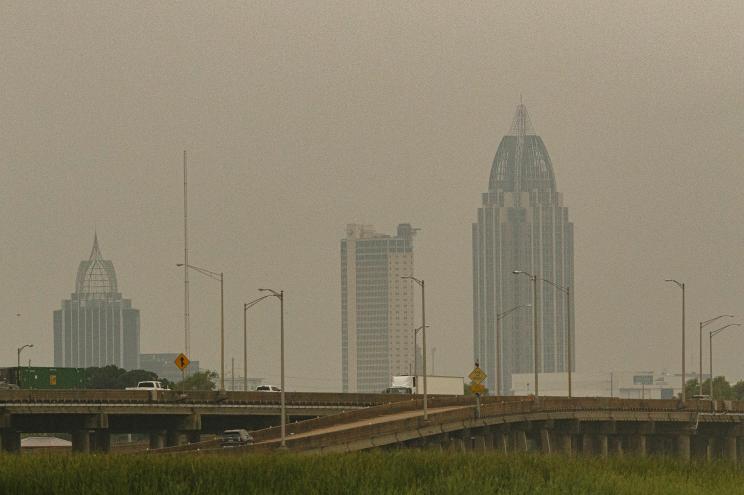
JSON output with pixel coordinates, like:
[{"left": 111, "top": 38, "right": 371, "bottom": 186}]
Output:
[
  {"left": 472, "top": 103, "right": 574, "bottom": 395},
  {"left": 341, "top": 224, "right": 417, "bottom": 393},
  {"left": 53, "top": 234, "right": 140, "bottom": 370}
]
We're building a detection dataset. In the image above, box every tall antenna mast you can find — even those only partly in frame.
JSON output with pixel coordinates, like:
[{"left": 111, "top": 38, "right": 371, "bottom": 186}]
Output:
[{"left": 183, "top": 150, "right": 190, "bottom": 358}]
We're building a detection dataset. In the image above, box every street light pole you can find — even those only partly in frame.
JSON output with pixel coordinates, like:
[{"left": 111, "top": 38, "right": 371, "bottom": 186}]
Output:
[
  {"left": 665, "top": 279, "right": 686, "bottom": 401},
  {"left": 699, "top": 315, "right": 734, "bottom": 396},
  {"left": 495, "top": 304, "right": 531, "bottom": 396},
  {"left": 536, "top": 277, "right": 571, "bottom": 397},
  {"left": 177, "top": 263, "right": 225, "bottom": 391},
  {"left": 17, "top": 344, "right": 33, "bottom": 388},
  {"left": 709, "top": 323, "right": 742, "bottom": 399},
  {"left": 412, "top": 325, "right": 429, "bottom": 377},
  {"left": 513, "top": 271, "right": 540, "bottom": 398},
  {"left": 402, "top": 276, "right": 427, "bottom": 421},
  {"left": 243, "top": 294, "right": 273, "bottom": 392},
  {"left": 259, "top": 288, "right": 287, "bottom": 448}
]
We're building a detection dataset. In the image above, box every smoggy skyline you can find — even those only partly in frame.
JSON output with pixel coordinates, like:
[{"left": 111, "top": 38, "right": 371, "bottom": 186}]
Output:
[{"left": 1, "top": 2, "right": 743, "bottom": 391}]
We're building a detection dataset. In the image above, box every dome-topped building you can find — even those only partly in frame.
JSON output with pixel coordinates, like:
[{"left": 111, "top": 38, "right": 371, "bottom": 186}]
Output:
[
  {"left": 472, "top": 103, "right": 575, "bottom": 395},
  {"left": 53, "top": 234, "right": 140, "bottom": 369},
  {"left": 488, "top": 104, "right": 556, "bottom": 193},
  {"left": 75, "top": 233, "right": 119, "bottom": 299}
]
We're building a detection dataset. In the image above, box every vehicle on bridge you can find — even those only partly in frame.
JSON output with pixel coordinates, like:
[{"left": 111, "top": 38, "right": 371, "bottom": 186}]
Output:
[
  {"left": 256, "top": 385, "right": 281, "bottom": 392},
  {"left": 221, "top": 429, "right": 254, "bottom": 447},
  {"left": 389, "top": 375, "right": 464, "bottom": 395},
  {"left": 125, "top": 381, "right": 170, "bottom": 391}
]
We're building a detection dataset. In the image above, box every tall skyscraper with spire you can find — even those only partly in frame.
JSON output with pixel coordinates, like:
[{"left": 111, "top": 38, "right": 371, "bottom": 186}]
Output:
[
  {"left": 472, "top": 103, "right": 574, "bottom": 395},
  {"left": 53, "top": 234, "right": 141, "bottom": 369}
]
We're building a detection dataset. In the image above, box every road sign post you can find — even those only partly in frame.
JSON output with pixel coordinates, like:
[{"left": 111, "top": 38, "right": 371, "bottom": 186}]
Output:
[
  {"left": 469, "top": 362, "right": 487, "bottom": 419},
  {"left": 175, "top": 353, "right": 190, "bottom": 392}
]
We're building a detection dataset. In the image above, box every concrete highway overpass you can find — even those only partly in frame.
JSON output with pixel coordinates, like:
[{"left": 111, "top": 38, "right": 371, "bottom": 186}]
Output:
[
  {"left": 0, "top": 389, "right": 411, "bottom": 453},
  {"left": 182, "top": 396, "right": 744, "bottom": 461}
]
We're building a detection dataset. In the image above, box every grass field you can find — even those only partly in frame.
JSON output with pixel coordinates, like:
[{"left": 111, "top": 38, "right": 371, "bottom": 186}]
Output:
[{"left": 0, "top": 451, "right": 741, "bottom": 494}]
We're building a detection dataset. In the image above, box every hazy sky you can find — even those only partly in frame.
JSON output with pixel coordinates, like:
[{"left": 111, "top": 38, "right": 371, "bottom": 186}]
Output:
[{"left": 1, "top": 2, "right": 742, "bottom": 391}]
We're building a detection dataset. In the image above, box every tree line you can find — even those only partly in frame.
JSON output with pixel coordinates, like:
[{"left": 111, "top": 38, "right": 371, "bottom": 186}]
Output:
[{"left": 85, "top": 365, "right": 218, "bottom": 391}]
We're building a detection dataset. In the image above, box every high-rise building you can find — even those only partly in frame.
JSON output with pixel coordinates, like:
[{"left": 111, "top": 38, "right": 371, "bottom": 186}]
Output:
[
  {"left": 472, "top": 103, "right": 574, "bottom": 395},
  {"left": 341, "top": 224, "right": 417, "bottom": 393},
  {"left": 53, "top": 234, "right": 141, "bottom": 370}
]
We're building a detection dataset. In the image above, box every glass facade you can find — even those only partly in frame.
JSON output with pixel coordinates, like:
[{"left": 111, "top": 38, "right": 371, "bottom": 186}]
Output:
[
  {"left": 341, "top": 224, "right": 416, "bottom": 393},
  {"left": 472, "top": 104, "right": 574, "bottom": 394},
  {"left": 53, "top": 235, "right": 141, "bottom": 370}
]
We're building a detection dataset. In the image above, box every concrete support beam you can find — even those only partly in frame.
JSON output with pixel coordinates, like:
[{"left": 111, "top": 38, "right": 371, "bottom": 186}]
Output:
[
  {"left": 597, "top": 435, "right": 608, "bottom": 458},
  {"left": 676, "top": 435, "right": 691, "bottom": 461},
  {"left": 166, "top": 430, "right": 182, "bottom": 447},
  {"left": 558, "top": 432, "right": 572, "bottom": 456},
  {"left": 513, "top": 430, "right": 528, "bottom": 452},
  {"left": 540, "top": 429, "right": 551, "bottom": 454},
  {"left": 186, "top": 431, "right": 201, "bottom": 444},
  {"left": 1, "top": 430, "right": 21, "bottom": 454},
  {"left": 473, "top": 435, "right": 486, "bottom": 452},
  {"left": 494, "top": 430, "right": 508, "bottom": 453},
  {"left": 484, "top": 431, "right": 494, "bottom": 450},
  {"left": 609, "top": 436, "right": 623, "bottom": 457},
  {"left": 581, "top": 434, "right": 594, "bottom": 455},
  {"left": 72, "top": 430, "right": 91, "bottom": 453},
  {"left": 92, "top": 430, "right": 111, "bottom": 453},
  {"left": 628, "top": 434, "right": 646, "bottom": 457},
  {"left": 725, "top": 437, "right": 737, "bottom": 462},
  {"left": 149, "top": 431, "right": 165, "bottom": 450}
]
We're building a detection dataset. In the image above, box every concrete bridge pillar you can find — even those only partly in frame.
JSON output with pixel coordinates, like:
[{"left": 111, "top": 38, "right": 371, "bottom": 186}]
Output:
[
  {"left": 581, "top": 434, "right": 594, "bottom": 455},
  {"left": 724, "top": 436, "right": 737, "bottom": 462},
  {"left": 72, "top": 430, "right": 91, "bottom": 453},
  {"left": 166, "top": 430, "right": 182, "bottom": 447},
  {"left": 556, "top": 432, "right": 572, "bottom": 456},
  {"left": 186, "top": 431, "right": 201, "bottom": 444},
  {"left": 473, "top": 435, "right": 486, "bottom": 452},
  {"left": 609, "top": 436, "right": 623, "bottom": 456},
  {"left": 540, "top": 429, "right": 552, "bottom": 454},
  {"left": 494, "top": 430, "right": 508, "bottom": 453},
  {"left": 628, "top": 434, "right": 646, "bottom": 457},
  {"left": 597, "top": 435, "right": 608, "bottom": 458},
  {"left": 676, "top": 435, "right": 691, "bottom": 461},
  {"left": 0, "top": 430, "right": 21, "bottom": 453},
  {"left": 513, "top": 430, "right": 528, "bottom": 452},
  {"left": 92, "top": 430, "right": 111, "bottom": 453},
  {"left": 149, "top": 431, "right": 165, "bottom": 450}
]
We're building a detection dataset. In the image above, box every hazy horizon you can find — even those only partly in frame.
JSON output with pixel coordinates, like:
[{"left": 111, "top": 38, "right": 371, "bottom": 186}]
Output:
[{"left": 1, "top": 2, "right": 742, "bottom": 391}]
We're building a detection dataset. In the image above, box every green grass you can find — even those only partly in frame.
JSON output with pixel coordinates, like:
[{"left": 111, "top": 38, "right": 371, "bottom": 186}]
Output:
[{"left": 0, "top": 451, "right": 740, "bottom": 494}]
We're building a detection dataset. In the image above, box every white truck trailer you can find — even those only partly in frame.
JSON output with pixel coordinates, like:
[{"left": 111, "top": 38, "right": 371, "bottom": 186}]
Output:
[{"left": 387, "top": 375, "right": 464, "bottom": 395}]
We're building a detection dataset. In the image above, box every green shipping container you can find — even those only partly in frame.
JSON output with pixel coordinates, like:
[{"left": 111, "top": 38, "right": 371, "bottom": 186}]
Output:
[{"left": 17, "top": 367, "right": 86, "bottom": 389}]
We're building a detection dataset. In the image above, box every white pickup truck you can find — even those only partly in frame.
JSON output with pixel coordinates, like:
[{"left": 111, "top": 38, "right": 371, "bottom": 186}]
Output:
[{"left": 125, "top": 381, "right": 169, "bottom": 391}]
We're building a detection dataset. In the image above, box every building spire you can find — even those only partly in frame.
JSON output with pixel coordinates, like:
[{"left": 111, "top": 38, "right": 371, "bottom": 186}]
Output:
[
  {"left": 509, "top": 100, "right": 536, "bottom": 137},
  {"left": 89, "top": 231, "right": 103, "bottom": 261}
]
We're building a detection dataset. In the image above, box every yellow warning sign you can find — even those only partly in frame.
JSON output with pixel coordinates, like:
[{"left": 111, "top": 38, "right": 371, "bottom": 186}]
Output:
[
  {"left": 470, "top": 383, "right": 486, "bottom": 395},
  {"left": 468, "top": 367, "right": 487, "bottom": 384},
  {"left": 175, "top": 353, "right": 190, "bottom": 370}
]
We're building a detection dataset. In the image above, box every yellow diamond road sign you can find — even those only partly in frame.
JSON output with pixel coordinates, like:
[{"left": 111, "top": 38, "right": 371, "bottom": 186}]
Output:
[
  {"left": 175, "top": 353, "right": 190, "bottom": 371},
  {"left": 468, "top": 367, "right": 487, "bottom": 384},
  {"left": 471, "top": 383, "right": 486, "bottom": 395}
]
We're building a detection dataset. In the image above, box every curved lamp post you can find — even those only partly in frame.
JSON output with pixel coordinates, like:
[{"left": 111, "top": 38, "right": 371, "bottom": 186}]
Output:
[
  {"left": 402, "top": 276, "right": 427, "bottom": 420},
  {"left": 709, "top": 323, "right": 742, "bottom": 399},
  {"left": 495, "top": 304, "right": 531, "bottom": 396},
  {"left": 665, "top": 279, "right": 686, "bottom": 401},
  {"left": 17, "top": 344, "right": 33, "bottom": 388},
  {"left": 513, "top": 271, "right": 540, "bottom": 397},
  {"left": 699, "top": 315, "right": 734, "bottom": 396},
  {"left": 258, "top": 288, "right": 287, "bottom": 448}
]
